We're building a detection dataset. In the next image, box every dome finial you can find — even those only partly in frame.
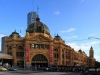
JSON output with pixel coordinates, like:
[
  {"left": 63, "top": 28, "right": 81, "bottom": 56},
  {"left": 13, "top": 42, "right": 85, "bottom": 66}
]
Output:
[
  {"left": 90, "top": 46, "right": 93, "bottom": 49},
  {"left": 57, "top": 33, "right": 58, "bottom": 36},
  {"left": 36, "top": 17, "right": 40, "bottom": 21},
  {"left": 15, "top": 29, "right": 16, "bottom": 32},
  {"left": 57, "top": 33, "right": 60, "bottom": 37}
]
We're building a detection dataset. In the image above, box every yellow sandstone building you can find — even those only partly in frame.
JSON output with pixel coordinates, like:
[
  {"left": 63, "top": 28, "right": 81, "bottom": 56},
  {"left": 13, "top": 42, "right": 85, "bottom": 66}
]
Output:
[{"left": 2, "top": 17, "right": 95, "bottom": 68}]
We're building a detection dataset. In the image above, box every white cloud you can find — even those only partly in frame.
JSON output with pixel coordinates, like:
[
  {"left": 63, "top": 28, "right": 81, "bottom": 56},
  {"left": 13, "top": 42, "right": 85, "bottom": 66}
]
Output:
[
  {"left": 67, "top": 42, "right": 81, "bottom": 51},
  {"left": 67, "top": 41, "right": 99, "bottom": 51},
  {"left": 60, "top": 28, "right": 76, "bottom": 33},
  {"left": 54, "top": 11, "right": 60, "bottom": 15},
  {"left": 67, "top": 42, "right": 90, "bottom": 51},
  {"left": 95, "top": 55, "right": 100, "bottom": 62}
]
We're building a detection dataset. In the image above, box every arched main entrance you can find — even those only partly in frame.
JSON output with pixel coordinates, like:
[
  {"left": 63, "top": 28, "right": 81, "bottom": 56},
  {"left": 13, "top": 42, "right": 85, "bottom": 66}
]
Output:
[{"left": 31, "top": 54, "right": 48, "bottom": 67}]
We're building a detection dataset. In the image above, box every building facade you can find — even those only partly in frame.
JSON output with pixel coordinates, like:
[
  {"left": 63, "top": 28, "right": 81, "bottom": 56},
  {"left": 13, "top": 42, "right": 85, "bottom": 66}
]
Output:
[
  {"left": 3, "top": 17, "right": 95, "bottom": 68},
  {"left": 27, "top": 11, "right": 37, "bottom": 26}
]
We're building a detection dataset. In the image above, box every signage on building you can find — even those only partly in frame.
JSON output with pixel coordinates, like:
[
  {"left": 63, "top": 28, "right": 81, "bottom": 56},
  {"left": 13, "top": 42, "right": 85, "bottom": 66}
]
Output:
[
  {"left": 50, "top": 47, "right": 52, "bottom": 62},
  {"left": 26, "top": 46, "right": 30, "bottom": 62}
]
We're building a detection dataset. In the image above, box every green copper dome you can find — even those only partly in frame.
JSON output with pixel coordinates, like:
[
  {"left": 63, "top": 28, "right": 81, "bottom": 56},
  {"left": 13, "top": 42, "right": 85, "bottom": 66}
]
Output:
[
  {"left": 26, "top": 18, "right": 50, "bottom": 35},
  {"left": 9, "top": 30, "right": 21, "bottom": 38}
]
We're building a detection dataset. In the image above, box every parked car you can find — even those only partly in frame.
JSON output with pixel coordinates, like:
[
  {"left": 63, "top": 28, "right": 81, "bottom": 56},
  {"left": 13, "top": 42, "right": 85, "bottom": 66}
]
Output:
[
  {"left": 0, "top": 66, "right": 7, "bottom": 71},
  {"left": 8, "top": 67, "right": 18, "bottom": 71},
  {"left": 96, "top": 68, "right": 100, "bottom": 72},
  {"left": 79, "top": 68, "right": 100, "bottom": 75}
]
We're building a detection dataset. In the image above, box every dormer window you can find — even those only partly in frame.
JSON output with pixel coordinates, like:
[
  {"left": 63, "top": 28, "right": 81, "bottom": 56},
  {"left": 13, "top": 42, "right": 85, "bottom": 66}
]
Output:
[{"left": 37, "top": 26, "right": 42, "bottom": 32}]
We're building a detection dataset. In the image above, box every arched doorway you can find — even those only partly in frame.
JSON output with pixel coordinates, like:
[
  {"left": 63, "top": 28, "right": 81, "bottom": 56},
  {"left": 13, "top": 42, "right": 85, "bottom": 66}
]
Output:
[{"left": 31, "top": 54, "right": 48, "bottom": 67}]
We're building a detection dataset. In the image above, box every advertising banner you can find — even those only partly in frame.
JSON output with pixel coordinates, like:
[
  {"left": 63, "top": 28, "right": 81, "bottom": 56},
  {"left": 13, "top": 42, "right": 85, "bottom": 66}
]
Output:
[
  {"left": 50, "top": 47, "right": 52, "bottom": 62},
  {"left": 26, "top": 46, "right": 30, "bottom": 62}
]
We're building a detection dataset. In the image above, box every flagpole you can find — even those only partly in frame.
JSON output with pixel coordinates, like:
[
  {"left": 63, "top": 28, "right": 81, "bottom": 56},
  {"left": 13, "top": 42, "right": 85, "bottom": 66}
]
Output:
[
  {"left": 37, "top": 6, "right": 38, "bottom": 17},
  {"left": 32, "top": 0, "right": 34, "bottom": 11}
]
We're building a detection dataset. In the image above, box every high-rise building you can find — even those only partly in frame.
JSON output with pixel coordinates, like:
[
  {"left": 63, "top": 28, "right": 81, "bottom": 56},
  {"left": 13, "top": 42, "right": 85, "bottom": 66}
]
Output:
[
  {"left": 1, "top": 36, "right": 6, "bottom": 52},
  {"left": 27, "top": 12, "right": 37, "bottom": 26}
]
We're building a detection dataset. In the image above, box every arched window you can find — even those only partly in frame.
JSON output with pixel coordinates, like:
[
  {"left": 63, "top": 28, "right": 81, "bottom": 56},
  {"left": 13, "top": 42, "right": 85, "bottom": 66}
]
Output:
[
  {"left": 32, "top": 54, "right": 48, "bottom": 61},
  {"left": 37, "top": 26, "right": 42, "bottom": 32},
  {"left": 54, "top": 48, "right": 58, "bottom": 51},
  {"left": 17, "top": 46, "right": 24, "bottom": 50},
  {"left": 8, "top": 46, "right": 12, "bottom": 50}
]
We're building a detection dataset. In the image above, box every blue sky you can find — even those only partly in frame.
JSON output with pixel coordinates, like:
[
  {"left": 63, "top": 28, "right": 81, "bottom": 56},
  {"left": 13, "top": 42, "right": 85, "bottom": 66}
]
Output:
[{"left": 0, "top": 0, "right": 100, "bottom": 61}]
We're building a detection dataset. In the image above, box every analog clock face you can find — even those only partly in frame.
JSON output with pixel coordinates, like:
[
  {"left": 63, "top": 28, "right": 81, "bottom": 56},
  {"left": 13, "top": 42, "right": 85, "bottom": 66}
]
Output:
[{"left": 37, "top": 37, "right": 42, "bottom": 42}]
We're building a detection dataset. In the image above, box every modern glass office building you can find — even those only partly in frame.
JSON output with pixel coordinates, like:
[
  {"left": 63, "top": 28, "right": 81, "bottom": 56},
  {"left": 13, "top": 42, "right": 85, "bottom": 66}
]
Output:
[
  {"left": 1, "top": 36, "right": 6, "bottom": 52},
  {"left": 27, "top": 12, "right": 37, "bottom": 26}
]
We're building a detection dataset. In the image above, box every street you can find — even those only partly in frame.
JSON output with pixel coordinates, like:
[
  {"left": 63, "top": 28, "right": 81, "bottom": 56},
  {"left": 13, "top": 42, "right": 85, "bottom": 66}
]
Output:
[{"left": 0, "top": 71, "right": 80, "bottom": 75}]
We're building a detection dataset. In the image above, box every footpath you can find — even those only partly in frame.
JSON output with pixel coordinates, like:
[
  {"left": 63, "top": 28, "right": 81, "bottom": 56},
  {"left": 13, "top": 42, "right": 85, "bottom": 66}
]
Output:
[{"left": 8, "top": 69, "right": 45, "bottom": 74}]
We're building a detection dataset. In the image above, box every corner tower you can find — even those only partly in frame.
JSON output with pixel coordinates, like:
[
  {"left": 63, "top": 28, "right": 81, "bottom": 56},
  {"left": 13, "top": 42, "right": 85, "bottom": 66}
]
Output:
[{"left": 89, "top": 46, "right": 94, "bottom": 58}]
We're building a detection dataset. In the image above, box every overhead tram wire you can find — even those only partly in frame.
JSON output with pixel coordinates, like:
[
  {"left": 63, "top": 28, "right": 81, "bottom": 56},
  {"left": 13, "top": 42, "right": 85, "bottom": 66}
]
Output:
[
  {"left": 88, "top": 37, "right": 100, "bottom": 40},
  {"left": 88, "top": 37, "right": 100, "bottom": 46},
  {"left": 65, "top": 38, "right": 94, "bottom": 42},
  {"left": 0, "top": 33, "right": 7, "bottom": 36},
  {"left": 65, "top": 37, "right": 100, "bottom": 42}
]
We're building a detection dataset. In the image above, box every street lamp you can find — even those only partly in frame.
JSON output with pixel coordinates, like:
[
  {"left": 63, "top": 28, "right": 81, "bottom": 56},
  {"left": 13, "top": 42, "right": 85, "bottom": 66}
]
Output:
[
  {"left": 0, "top": 58, "right": 3, "bottom": 66},
  {"left": 24, "top": 47, "right": 26, "bottom": 69},
  {"left": 34, "top": 61, "right": 37, "bottom": 71}
]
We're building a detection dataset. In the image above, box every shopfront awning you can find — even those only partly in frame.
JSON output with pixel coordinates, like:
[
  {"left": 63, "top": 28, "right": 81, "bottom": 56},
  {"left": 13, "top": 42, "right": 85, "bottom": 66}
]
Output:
[{"left": 0, "top": 53, "right": 13, "bottom": 59}]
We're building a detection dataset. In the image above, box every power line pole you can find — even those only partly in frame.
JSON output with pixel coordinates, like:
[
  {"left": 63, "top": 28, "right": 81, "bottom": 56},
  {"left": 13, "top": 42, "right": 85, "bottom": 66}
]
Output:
[{"left": 24, "top": 47, "right": 26, "bottom": 70}]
